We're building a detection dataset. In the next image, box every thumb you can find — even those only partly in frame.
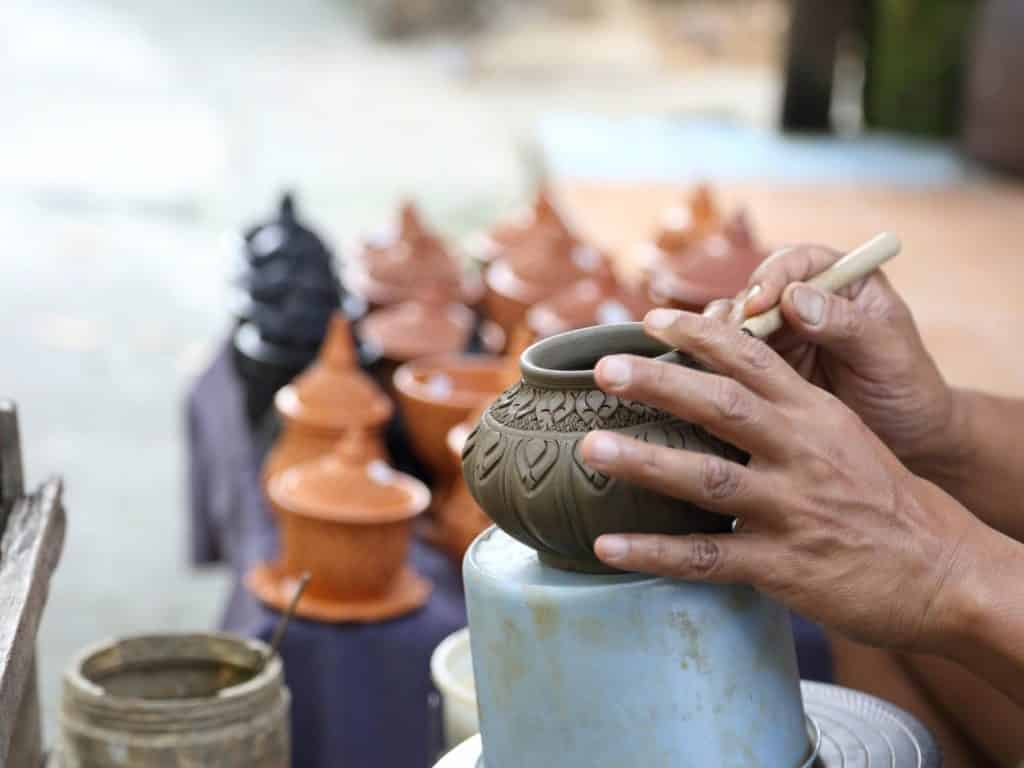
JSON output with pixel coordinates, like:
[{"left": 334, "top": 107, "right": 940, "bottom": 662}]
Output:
[{"left": 780, "top": 283, "right": 873, "bottom": 362}]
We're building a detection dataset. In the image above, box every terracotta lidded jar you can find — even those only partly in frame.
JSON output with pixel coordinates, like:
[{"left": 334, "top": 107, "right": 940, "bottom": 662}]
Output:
[
  {"left": 248, "top": 430, "right": 432, "bottom": 622},
  {"left": 345, "top": 201, "right": 482, "bottom": 307},
  {"left": 526, "top": 266, "right": 655, "bottom": 338},
  {"left": 477, "top": 187, "right": 565, "bottom": 260},
  {"left": 483, "top": 212, "right": 608, "bottom": 338},
  {"left": 462, "top": 323, "right": 745, "bottom": 573},
  {"left": 262, "top": 313, "right": 392, "bottom": 485},
  {"left": 646, "top": 204, "right": 765, "bottom": 310}
]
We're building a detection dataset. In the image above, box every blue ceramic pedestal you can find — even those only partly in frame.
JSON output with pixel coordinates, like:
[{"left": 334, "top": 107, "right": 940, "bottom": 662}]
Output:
[{"left": 463, "top": 527, "right": 812, "bottom": 767}]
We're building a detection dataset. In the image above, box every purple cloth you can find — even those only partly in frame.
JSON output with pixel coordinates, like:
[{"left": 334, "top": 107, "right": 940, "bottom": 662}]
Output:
[{"left": 186, "top": 341, "right": 830, "bottom": 768}]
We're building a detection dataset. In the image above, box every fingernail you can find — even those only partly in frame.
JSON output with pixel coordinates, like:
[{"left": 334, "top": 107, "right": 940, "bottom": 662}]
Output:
[
  {"left": 791, "top": 285, "right": 825, "bottom": 326},
  {"left": 702, "top": 299, "right": 731, "bottom": 320},
  {"left": 645, "top": 308, "right": 681, "bottom": 330},
  {"left": 597, "top": 356, "right": 631, "bottom": 389},
  {"left": 596, "top": 535, "right": 627, "bottom": 562},
  {"left": 585, "top": 433, "right": 619, "bottom": 466},
  {"left": 743, "top": 284, "right": 763, "bottom": 307}
]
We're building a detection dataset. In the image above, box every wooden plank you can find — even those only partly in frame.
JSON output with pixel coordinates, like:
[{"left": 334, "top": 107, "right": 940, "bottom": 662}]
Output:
[
  {"left": 0, "top": 401, "right": 25, "bottom": 542},
  {"left": 0, "top": 478, "right": 65, "bottom": 765},
  {"left": 558, "top": 180, "right": 1024, "bottom": 398}
]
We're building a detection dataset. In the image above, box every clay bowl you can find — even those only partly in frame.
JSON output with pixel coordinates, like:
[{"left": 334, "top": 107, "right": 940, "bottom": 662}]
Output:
[
  {"left": 462, "top": 322, "right": 745, "bottom": 573},
  {"left": 255, "top": 434, "right": 432, "bottom": 622},
  {"left": 357, "top": 301, "right": 503, "bottom": 390},
  {"left": 393, "top": 355, "right": 507, "bottom": 480}
]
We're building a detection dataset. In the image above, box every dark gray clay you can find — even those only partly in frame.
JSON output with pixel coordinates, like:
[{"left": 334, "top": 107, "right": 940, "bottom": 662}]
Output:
[{"left": 461, "top": 323, "right": 744, "bottom": 573}]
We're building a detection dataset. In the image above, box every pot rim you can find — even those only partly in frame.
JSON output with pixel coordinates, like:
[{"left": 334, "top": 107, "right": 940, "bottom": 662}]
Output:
[
  {"left": 393, "top": 354, "right": 507, "bottom": 411},
  {"left": 519, "top": 322, "right": 672, "bottom": 390},
  {"left": 63, "top": 632, "right": 281, "bottom": 710}
]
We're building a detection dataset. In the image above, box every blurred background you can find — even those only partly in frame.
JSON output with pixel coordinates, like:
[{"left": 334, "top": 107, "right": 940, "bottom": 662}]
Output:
[{"left": 2, "top": 0, "right": 1021, "bottom": 756}]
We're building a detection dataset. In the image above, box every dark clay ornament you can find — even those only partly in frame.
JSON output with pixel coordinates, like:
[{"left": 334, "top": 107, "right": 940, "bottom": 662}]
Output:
[{"left": 461, "top": 322, "right": 745, "bottom": 573}]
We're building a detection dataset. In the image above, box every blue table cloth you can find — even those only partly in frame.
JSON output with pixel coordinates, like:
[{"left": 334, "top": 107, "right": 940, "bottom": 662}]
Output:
[{"left": 186, "top": 340, "right": 831, "bottom": 768}]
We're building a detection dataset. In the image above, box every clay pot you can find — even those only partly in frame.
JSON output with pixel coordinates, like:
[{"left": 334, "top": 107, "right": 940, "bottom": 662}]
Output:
[
  {"left": 526, "top": 268, "right": 655, "bottom": 338},
  {"left": 483, "top": 234, "right": 608, "bottom": 339},
  {"left": 462, "top": 323, "right": 745, "bottom": 573},
  {"left": 477, "top": 188, "right": 567, "bottom": 262},
  {"left": 249, "top": 431, "right": 432, "bottom": 622},
  {"left": 436, "top": 416, "right": 492, "bottom": 561},
  {"left": 344, "top": 201, "right": 482, "bottom": 307},
  {"left": 646, "top": 209, "right": 765, "bottom": 311},
  {"left": 393, "top": 356, "right": 508, "bottom": 480},
  {"left": 262, "top": 314, "right": 392, "bottom": 486},
  {"left": 652, "top": 183, "right": 721, "bottom": 253}
]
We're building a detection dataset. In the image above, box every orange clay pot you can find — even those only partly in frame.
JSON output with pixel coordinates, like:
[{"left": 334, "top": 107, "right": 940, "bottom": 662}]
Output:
[
  {"left": 247, "top": 430, "right": 432, "bottom": 622},
  {"left": 431, "top": 328, "right": 534, "bottom": 561},
  {"left": 344, "top": 201, "right": 482, "bottom": 307},
  {"left": 392, "top": 356, "right": 508, "bottom": 480},
  {"left": 483, "top": 233, "right": 609, "bottom": 339},
  {"left": 527, "top": 268, "right": 656, "bottom": 338},
  {"left": 646, "top": 209, "right": 766, "bottom": 311},
  {"left": 436, "top": 418, "right": 493, "bottom": 561},
  {"left": 262, "top": 313, "right": 392, "bottom": 488},
  {"left": 477, "top": 188, "right": 566, "bottom": 263}
]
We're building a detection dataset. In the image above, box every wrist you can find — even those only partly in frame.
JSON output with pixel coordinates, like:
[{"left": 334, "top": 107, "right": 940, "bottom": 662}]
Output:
[
  {"left": 927, "top": 517, "right": 1015, "bottom": 661},
  {"left": 902, "top": 386, "right": 974, "bottom": 486}
]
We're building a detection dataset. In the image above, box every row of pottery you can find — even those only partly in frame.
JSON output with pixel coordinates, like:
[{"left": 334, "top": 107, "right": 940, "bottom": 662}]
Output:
[{"left": 250, "top": 311, "right": 516, "bottom": 622}]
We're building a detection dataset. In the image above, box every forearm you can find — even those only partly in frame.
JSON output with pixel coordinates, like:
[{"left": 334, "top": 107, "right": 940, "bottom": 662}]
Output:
[
  {"left": 908, "top": 389, "right": 1024, "bottom": 541},
  {"left": 939, "top": 521, "right": 1024, "bottom": 709}
]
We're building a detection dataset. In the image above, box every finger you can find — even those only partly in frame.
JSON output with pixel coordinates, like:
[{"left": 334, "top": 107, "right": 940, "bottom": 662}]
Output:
[
  {"left": 594, "top": 354, "right": 787, "bottom": 457},
  {"left": 743, "top": 245, "right": 843, "bottom": 316},
  {"left": 594, "top": 532, "right": 781, "bottom": 586},
  {"left": 580, "top": 431, "right": 776, "bottom": 521},
  {"left": 779, "top": 276, "right": 908, "bottom": 369},
  {"left": 702, "top": 298, "right": 733, "bottom": 321},
  {"left": 643, "top": 308, "right": 804, "bottom": 401}
]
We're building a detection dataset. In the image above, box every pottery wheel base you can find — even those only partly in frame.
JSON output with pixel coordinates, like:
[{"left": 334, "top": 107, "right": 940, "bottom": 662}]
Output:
[
  {"left": 246, "top": 562, "right": 432, "bottom": 623},
  {"left": 433, "top": 681, "right": 941, "bottom": 767}
]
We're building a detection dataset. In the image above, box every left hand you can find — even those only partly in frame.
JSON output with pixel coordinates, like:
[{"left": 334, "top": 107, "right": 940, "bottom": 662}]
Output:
[{"left": 580, "top": 308, "right": 981, "bottom": 652}]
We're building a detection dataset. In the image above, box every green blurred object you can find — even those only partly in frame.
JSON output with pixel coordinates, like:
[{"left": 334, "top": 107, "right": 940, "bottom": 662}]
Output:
[{"left": 864, "top": 0, "right": 979, "bottom": 137}]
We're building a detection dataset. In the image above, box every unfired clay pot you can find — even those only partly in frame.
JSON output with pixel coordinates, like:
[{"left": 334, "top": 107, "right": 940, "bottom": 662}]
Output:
[
  {"left": 344, "top": 201, "right": 482, "bottom": 307},
  {"left": 437, "top": 416, "right": 492, "bottom": 561},
  {"left": 248, "top": 430, "right": 432, "bottom": 622},
  {"left": 645, "top": 208, "right": 765, "bottom": 311},
  {"left": 462, "top": 323, "right": 745, "bottom": 573},
  {"left": 262, "top": 314, "right": 392, "bottom": 487}
]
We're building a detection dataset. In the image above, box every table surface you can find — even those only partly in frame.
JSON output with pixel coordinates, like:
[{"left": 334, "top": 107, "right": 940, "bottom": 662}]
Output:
[{"left": 558, "top": 180, "right": 1024, "bottom": 398}]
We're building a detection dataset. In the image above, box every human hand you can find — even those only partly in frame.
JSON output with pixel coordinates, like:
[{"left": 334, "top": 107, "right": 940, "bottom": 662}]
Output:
[
  {"left": 704, "top": 245, "right": 956, "bottom": 472},
  {"left": 580, "top": 309, "right": 982, "bottom": 651}
]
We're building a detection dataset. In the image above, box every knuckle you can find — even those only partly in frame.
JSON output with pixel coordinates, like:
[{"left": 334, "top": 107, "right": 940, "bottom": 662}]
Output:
[
  {"left": 689, "top": 536, "right": 722, "bottom": 577},
  {"left": 832, "top": 301, "right": 865, "bottom": 338},
  {"left": 738, "top": 336, "right": 774, "bottom": 371},
  {"left": 701, "top": 455, "right": 741, "bottom": 500},
  {"left": 713, "top": 378, "right": 753, "bottom": 423}
]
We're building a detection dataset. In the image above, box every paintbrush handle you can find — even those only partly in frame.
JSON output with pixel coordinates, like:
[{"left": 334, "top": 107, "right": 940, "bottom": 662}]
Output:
[{"left": 740, "top": 232, "right": 902, "bottom": 339}]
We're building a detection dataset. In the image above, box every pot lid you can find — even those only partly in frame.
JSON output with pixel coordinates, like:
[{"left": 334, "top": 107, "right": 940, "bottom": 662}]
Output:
[
  {"left": 647, "top": 210, "right": 766, "bottom": 308},
  {"left": 347, "top": 201, "right": 479, "bottom": 305},
  {"left": 653, "top": 184, "right": 722, "bottom": 253},
  {"left": 275, "top": 313, "right": 393, "bottom": 430},
  {"left": 488, "top": 188, "right": 573, "bottom": 249},
  {"left": 527, "top": 269, "right": 654, "bottom": 338},
  {"left": 358, "top": 301, "right": 475, "bottom": 362},
  {"left": 269, "top": 430, "right": 430, "bottom": 523}
]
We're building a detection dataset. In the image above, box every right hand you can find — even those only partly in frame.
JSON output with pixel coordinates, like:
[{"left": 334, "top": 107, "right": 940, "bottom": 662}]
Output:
[{"left": 704, "top": 244, "right": 956, "bottom": 469}]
